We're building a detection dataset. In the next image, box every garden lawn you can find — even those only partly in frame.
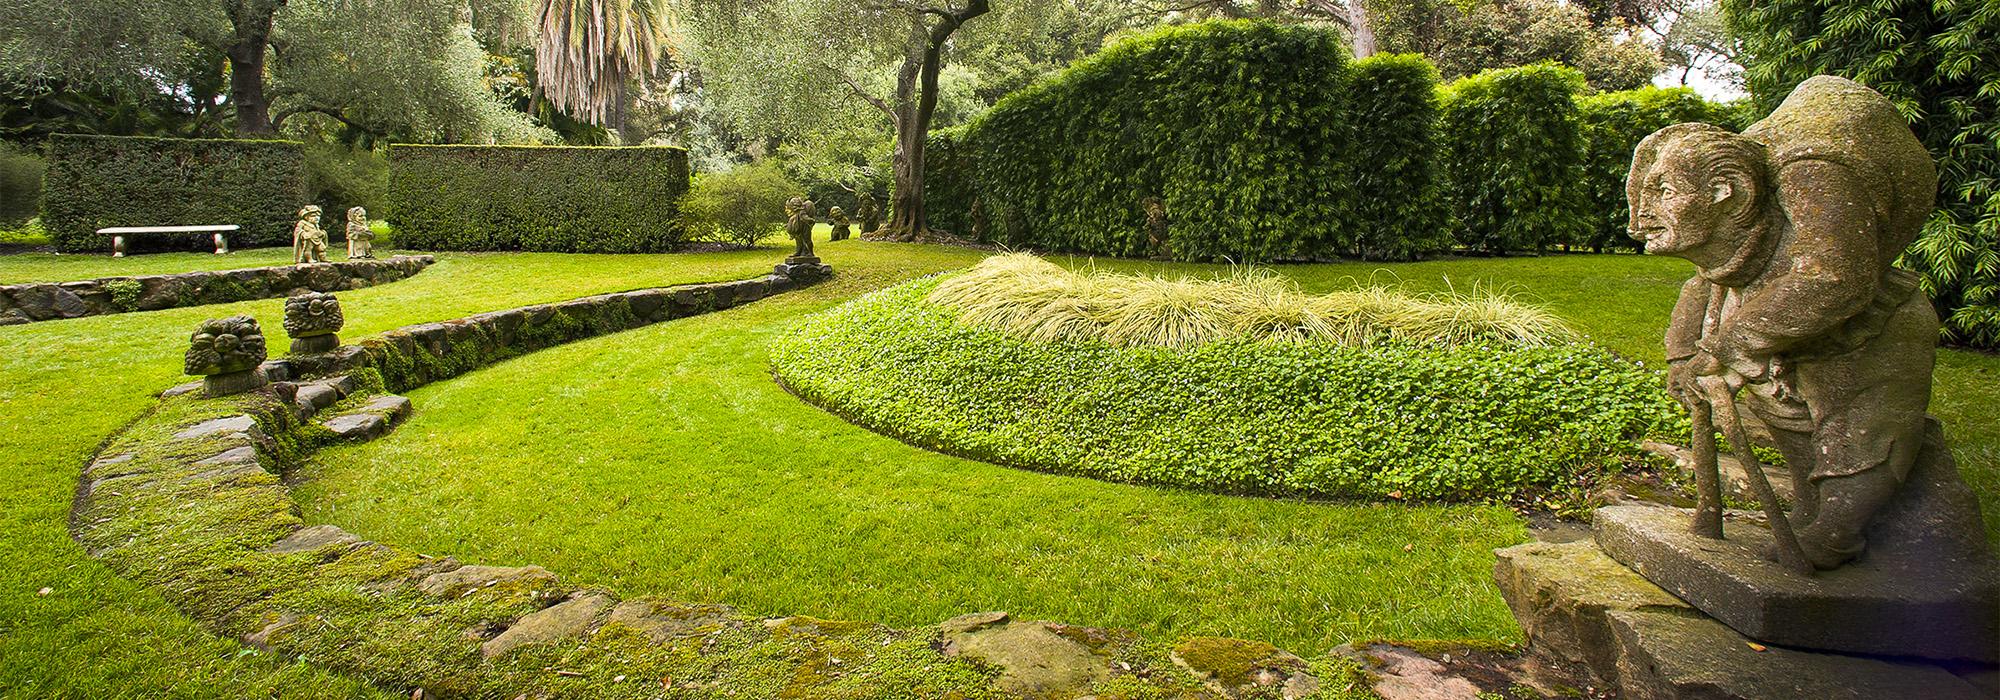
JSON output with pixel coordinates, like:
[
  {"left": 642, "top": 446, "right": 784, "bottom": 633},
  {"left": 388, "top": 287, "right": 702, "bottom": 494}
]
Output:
[
  {"left": 0, "top": 246, "right": 779, "bottom": 698},
  {"left": 3, "top": 241, "right": 1995, "bottom": 694}
]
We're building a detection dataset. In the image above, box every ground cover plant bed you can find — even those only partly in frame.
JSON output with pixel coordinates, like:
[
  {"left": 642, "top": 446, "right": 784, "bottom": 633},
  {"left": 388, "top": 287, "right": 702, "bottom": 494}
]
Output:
[
  {"left": 771, "top": 255, "right": 1681, "bottom": 502},
  {"left": 4, "top": 242, "right": 1997, "bottom": 695}
]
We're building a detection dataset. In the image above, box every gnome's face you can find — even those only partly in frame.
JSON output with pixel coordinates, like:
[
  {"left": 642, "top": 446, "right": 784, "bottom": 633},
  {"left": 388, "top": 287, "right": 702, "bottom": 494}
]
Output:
[{"left": 1630, "top": 143, "right": 1754, "bottom": 263}]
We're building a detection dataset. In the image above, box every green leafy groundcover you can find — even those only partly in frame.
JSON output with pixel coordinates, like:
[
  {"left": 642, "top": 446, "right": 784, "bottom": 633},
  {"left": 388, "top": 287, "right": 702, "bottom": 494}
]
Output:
[{"left": 772, "top": 275, "right": 1679, "bottom": 501}]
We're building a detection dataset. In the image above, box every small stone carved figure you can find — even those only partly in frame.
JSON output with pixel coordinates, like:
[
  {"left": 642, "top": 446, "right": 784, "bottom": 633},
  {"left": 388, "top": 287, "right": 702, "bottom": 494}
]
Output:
[
  {"left": 828, "top": 206, "right": 851, "bottom": 241},
  {"left": 969, "top": 197, "right": 989, "bottom": 242},
  {"left": 293, "top": 205, "right": 329, "bottom": 264},
  {"left": 856, "top": 193, "right": 882, "bottom": 235},
  {"left": 1143, "top": 196, "right": 1170, "bottom": 259},
  {"left": 345, "top": 207, "right": 374, "bottom": 260},
  {"left": 185, "top": 315, "right": 269, "bottom": 396},
  {"left": 785, "top": 196, "right": 817, "bottom": 259},
  {"left": 1628, "top": 76, "right": 1968, "bottom": 571},
  {"left": 283, "top": 292, "right": 345, "bottom": 354}
]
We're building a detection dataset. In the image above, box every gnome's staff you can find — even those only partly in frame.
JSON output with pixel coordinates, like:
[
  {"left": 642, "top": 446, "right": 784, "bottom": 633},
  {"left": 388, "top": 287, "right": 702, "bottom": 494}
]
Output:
[{"left": 1688, "top": 373, "right": 1814, "bottom": 576}]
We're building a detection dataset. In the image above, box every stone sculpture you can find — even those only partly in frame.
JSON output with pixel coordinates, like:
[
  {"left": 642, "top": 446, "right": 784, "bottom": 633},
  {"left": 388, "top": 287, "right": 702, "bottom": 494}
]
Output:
[
  {"left": 1143, "top": 196, "right": 1170, "bottom": 259},
  {"left": 293, "top": 205, "right": 329, "bottom": 264},
  {"left": 777, "top": 196, "right": 832, "bottom": 281},
  {"left": 828, "top": 206, "right": 851, "bottom": 242},
  {"left": 185, "top": 315, "right": 269, "bottom": 397},
  {"left": 1608, "top": 74, "right": 1995, "bottom": 662},
  {"left": 345, "top": 207, "right": 375, "bottom": 260},
  {"left": 856, "top": 193, "right": 882, "bottom": 235},
  {"left": 283, "top": 292, "right": 345, "bottom": 354}
]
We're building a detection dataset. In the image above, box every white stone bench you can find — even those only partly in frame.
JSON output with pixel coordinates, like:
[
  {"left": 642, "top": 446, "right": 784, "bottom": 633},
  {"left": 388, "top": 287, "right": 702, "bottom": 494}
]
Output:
[{"left": 98, "top": 225, "right": 240, "bottom": 257}]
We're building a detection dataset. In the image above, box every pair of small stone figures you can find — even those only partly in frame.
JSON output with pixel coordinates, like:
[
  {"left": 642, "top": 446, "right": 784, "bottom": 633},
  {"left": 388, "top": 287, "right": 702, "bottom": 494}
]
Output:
[{"left": 292, "top": 205, "right": 375, "bottom": 264}]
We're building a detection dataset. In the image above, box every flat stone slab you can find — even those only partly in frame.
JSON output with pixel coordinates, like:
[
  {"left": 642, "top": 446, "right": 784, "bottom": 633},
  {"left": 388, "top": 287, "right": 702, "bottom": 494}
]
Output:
[
  {"left": 483, "top": 592, "right": 616, "bottom": 658},
  {"left": 1494, "top": 541, "right": 1691, "bottom": 684},
  {"left": 1595, "top": 505, "right": 1999, "bottom": 663},
  {"left": 941, "top": 614, "right": 1113, "bottom": 698},
  {"left": 319, "top": 394, "right": 411, "bottom": 442},
  {"left": 175, "top": 415, "right": 258, "bottom": 440},
  {"left": 1607, "top": 609, "right": 1989, "bottom": 700},
  {"left": 418, "top": 565, "right": 556, "bottom": 599},
  {"left": 265, "top": 525, "right": 365, "bottom": 554}
]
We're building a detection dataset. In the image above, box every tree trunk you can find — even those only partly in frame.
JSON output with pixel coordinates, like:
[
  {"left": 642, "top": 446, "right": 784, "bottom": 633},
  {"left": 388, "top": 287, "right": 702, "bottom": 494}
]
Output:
[
  {"left": 1348, "top": 0, "right": 1377, "bottom": 58},
  {"left": 871, "top": 0, "right": 989, "bottom": 243},
  {"left": 225, "top": 0, "right": 285, "bottom": 136}
]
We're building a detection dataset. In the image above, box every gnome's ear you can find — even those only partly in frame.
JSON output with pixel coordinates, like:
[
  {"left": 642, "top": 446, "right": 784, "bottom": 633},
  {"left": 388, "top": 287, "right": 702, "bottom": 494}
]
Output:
[{"left": 1710, "top": 178, "right": 1734, "bottom": 204}]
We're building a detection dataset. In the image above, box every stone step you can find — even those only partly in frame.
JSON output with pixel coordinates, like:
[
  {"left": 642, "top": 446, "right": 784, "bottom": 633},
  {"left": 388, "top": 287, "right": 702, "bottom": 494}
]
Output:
[
  {"left": 286, "top": 374, "right": 362, "bottom": 420},
  {"left": 317, "top": 394, "right": 412, "bottom": 443}
]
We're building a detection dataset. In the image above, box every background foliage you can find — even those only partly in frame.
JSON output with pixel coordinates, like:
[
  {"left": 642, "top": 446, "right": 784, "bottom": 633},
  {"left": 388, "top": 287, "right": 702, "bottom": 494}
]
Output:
[
  {"left": 1347, "top": 53, "right": 1449, "bottom": 260},
  {"left": 0, "top": 140, "right": 40, "bottom": 226},
  {"left": 40, "top": 135, "right": 306, "bottom": 253},
  {"left": 387, "top": 144, "right": 689, "bottom": 252},
  {"left": 1438, "top": 63, "right": 1591, "bottom": 254},
  {"left": 679, "top": 159, "right": 797, "bottom": 248},
  {"left": 1725, "top": 0, "right": 2000, "bottom": 349}
]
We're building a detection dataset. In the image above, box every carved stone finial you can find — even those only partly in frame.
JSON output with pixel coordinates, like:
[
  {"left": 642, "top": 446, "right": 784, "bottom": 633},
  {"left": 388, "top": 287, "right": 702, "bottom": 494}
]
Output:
[
  {"left": 185, "top": 315, "right": 268, "bottom": 396},
  {"left": 283, "top": 292, "right": 344, "bottom": 354}
]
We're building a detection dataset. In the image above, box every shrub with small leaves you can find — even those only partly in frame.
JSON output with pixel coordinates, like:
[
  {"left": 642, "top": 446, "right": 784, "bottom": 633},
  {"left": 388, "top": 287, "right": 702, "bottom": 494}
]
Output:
[
  {"left": 1439, "top": 63, "right": 1592, "bottom": 254},
  {"left": 772, "top": 274, "right": 1678, "bottom": 501},
  {"left": 680, "top": 160, "right": 797, "bottom": 248}
]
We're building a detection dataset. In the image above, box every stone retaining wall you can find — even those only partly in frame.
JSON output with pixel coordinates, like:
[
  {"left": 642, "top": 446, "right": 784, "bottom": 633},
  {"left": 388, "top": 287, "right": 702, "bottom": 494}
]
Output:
[
  {"left": 0, "top": 255, "right": 434, "bottom": 325},
  {"left": 272, "top": 273, "right": 793, "bottom": 392}
]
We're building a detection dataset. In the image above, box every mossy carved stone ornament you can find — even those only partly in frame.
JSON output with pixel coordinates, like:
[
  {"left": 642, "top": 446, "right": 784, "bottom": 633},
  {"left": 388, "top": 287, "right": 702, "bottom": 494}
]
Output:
[
  {"left": 185, "top": 315, "right": 269, "bottom": 397},
  {"left": 1615, "top": 74, "right": 1996, "bottom": 662},
  {"left": 283, "top": 292, "right": 344, "bottom": 355}
]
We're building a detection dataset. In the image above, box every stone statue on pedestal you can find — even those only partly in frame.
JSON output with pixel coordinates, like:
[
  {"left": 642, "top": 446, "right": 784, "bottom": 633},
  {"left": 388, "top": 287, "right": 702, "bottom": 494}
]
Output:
[
  {"left": 293, "top": 205, "right": 329, "bottom": 264},
  {"left": 777, "top": 195, "right": 832, "bottom": 281},
  {"left": 185, "top": 316, "right": 269, "bottom": 397},
  {"left": 346, "top": 207, "right": 375, "bottom": 260},
  {"left": 283, "top": 292, "right": 344, "bottom": 355},
  {"left": 1602, "top": 74, "right": 1995, "bottom": 663}
]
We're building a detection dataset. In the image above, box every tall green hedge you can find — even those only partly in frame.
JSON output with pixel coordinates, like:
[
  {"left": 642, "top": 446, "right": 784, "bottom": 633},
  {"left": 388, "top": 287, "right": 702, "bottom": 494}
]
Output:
[
  {"left": 387, "top": 144, "right": 690, "bottom": 253},
  {"left": 1725, "top": 0, "right": 2000, "bottom": 348},
  {"left": 1577, "top": 87, "right": 1737, "bottom": 252},
  {"left": 1439, "top": 63, "right": 1591, "bottom": 254},
  {"left": 945, "top": 21, "right": 1361, "bottom": 262},
  {"left": 1348, "top": 54, "right": 1448, "bottom": 260},
  {"left": 41, "top": 135, "right": 307, "bottom": 253},
  {"left": 0, "top": 142, "right": 42, "bottom": 227}
]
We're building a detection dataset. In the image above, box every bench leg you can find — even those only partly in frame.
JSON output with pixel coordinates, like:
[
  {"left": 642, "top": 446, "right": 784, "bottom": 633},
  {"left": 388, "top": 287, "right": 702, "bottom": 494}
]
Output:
[
  {"left": 214, "top": 233, "right": 229, "bottom": 255},
  {"left": 113, "top": 235, "right": 126, "bottom": 258}
]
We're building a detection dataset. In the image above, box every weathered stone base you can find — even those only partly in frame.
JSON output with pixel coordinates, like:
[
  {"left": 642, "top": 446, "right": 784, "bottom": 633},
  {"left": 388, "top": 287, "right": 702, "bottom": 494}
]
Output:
[
  {"left": 1596, "top": 505, "right": 1999, "bottom": 663},
  {"left": 203, "top": 368, "right": 268, "bottom": 397},
  {"left": 1495, "top": 539, "right": 1996, "bottom": 699},
  {"left": 775, "top": 256, "right": 832, "bottom": 284},
  {"left": 289, "top": 333, "right": 340, "bottom": 355}
]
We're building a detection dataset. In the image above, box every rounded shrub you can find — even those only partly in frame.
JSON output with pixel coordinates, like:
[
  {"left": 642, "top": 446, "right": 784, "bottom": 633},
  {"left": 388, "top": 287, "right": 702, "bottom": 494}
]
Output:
[
  {"left": 772, "top": 259, "right": 1678, "bottom": 502},
  {"left": 680, "top": 160, "right": 797, "bottom": 248}
]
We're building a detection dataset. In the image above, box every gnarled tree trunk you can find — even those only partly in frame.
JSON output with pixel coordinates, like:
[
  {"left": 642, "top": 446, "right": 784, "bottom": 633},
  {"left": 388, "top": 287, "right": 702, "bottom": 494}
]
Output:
[
  {"left": 224, "top": 0, "right": 287, "bottom": 136},
  {"left": 869, "top": 0, "right": 988, "bottom": 243}
]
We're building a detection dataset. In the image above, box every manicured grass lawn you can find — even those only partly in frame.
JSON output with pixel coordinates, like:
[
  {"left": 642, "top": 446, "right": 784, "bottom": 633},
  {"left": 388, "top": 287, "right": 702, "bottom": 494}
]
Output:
[{"left": 2, "top": 240, "right": 1994, "bottom": 694}]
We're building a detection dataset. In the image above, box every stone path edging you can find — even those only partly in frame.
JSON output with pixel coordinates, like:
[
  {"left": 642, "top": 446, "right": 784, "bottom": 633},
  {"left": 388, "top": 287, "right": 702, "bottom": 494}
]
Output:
[
  {"left": 1, "top": 254, "right": 435, "bottom": 325},
  {"left": 71, "top": 268, "right": 1337, "bottom": 699}
]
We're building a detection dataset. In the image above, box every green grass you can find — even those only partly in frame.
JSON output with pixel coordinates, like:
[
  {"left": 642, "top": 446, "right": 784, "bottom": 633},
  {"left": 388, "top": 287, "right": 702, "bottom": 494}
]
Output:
[{"left": 1, "top": 240, "right": 1995, "bottom": 695}]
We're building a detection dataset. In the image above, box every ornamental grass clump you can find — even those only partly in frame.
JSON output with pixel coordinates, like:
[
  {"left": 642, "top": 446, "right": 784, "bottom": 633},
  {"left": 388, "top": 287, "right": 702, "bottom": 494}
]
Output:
[{"left": 927, "top": 253, "right": 1577, "bottom": 348}]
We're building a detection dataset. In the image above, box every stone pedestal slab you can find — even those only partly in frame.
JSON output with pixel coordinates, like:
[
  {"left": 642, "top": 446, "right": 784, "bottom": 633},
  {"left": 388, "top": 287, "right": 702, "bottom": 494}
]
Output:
[
  {"left": 1493, "top": 541, "right": 1692, "bottom": 687},
  {"left": 1596, "top": 505, "right": 1998, "bottom": 663},
  {"left": 1607, "top": 609, "right": 1988, "bottom": 700},
  {"left": 775, "top": 256, "right": 832, "bottom": 283}
]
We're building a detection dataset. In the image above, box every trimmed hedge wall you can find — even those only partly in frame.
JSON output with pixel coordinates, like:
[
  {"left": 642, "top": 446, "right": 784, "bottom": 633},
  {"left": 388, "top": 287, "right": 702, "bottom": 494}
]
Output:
[
  {"left": 925, "top": 23, "right": 1732, "bottom": 261},
  {"left": 941, "top": 21, "right": 1361, "bottom": 262},
  {"left": 41, "top": 135, "right": 307, "bottom": 253},
  {"left": 1577, "top": 87, "right": 1737, "bottom": 252},
  {"left": 1439, "top": 63, "right": 1591, "bottom": 254},
  {"left": 387, "top": 144, "right": 690, "bottom": 253}
]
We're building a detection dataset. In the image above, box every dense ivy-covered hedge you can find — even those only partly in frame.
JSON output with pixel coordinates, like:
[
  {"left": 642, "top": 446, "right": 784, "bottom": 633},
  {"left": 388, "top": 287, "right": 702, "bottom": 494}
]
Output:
[
  {"left": 773, "top": 276, "right": 1678, "bottom": 501},
  {"left": 938, "top": 21, "right": 1361, "bottom": 262},
  {"left": 41, "top": 135, "right": 307, "bottom": 253},
  {"left": 1577, "top": 87, "right": 1738, "bottom": 252},
  {"left": 386, "top": 144, "right": 689, "bottom": 253},
  {"left": 1439, "top": 63, "right": 1591, "bottom": 254},
  {"left": 1347, "top": 54, "right": 1448, "bottom": 260}
]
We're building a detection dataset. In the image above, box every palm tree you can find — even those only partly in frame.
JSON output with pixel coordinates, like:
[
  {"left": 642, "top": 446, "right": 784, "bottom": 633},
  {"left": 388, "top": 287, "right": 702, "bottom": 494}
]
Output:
[{"left": 534, "top": 0, "right": 673, "bottom": 129}]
